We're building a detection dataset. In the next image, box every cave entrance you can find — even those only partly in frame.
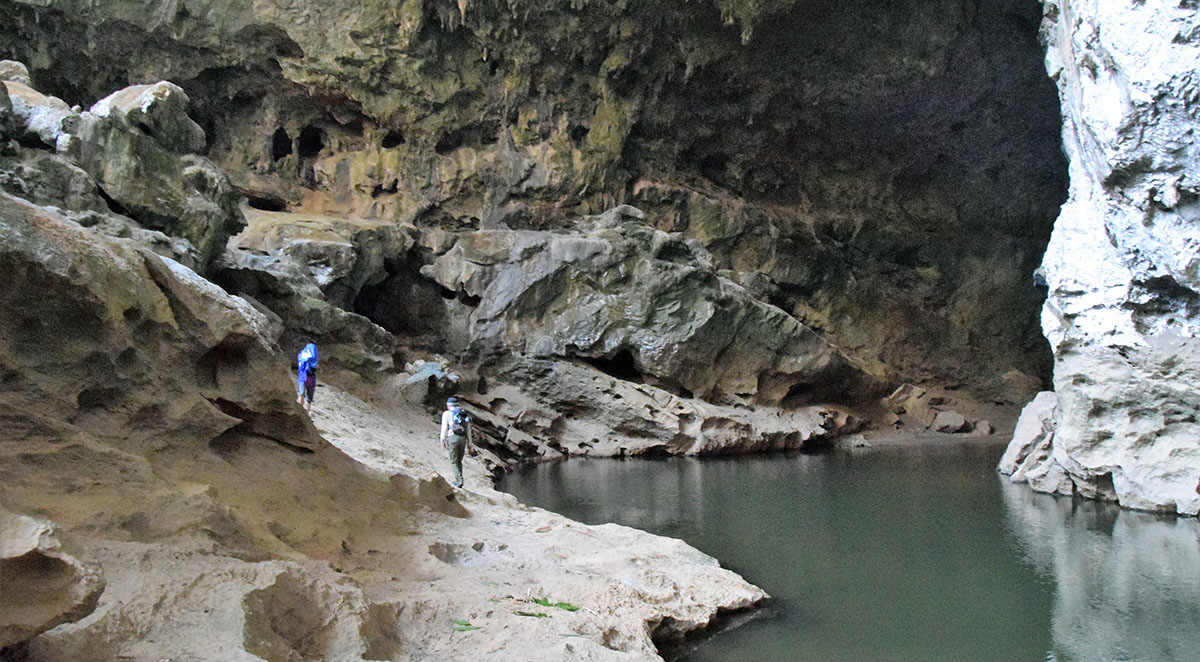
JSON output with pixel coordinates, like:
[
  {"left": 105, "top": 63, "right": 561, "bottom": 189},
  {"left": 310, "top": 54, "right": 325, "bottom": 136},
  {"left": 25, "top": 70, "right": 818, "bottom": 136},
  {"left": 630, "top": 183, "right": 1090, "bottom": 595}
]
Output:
[{"left": 579, "top": 350, "right": 644, "bottom": 384}]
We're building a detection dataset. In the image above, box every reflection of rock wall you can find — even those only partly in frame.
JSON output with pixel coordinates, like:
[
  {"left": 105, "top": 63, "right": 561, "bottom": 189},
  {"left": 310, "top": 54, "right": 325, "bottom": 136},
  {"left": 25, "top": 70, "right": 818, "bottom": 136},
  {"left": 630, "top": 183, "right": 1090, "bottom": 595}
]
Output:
[
  {"left": 1001, "top": 1, "right": 1200, "bottom": 515},
  {"left": 1000, "top": 483, "right": 1200, "bottom": 661}
]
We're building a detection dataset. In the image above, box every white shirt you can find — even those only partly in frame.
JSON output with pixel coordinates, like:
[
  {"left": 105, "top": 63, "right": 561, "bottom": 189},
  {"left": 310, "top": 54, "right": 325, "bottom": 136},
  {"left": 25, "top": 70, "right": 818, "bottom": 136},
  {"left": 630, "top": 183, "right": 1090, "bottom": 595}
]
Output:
[{"left": 440, "top": 408, "right": 472, "bottom": 445}]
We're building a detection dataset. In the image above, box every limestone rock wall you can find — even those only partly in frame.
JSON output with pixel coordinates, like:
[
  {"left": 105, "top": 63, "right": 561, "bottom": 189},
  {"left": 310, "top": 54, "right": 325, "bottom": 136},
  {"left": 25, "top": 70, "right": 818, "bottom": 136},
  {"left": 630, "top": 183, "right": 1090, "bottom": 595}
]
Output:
[
  {"left": 1002, "top": 0, "right": 1200, "bottom": 515},
  {"left": 0, "top": 0, "right": 1067, "bottom": 403}
]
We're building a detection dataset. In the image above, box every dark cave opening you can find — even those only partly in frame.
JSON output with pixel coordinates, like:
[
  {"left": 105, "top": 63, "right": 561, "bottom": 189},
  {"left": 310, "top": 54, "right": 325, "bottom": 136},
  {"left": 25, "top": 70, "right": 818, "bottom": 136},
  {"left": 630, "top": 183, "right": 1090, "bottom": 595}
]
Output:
[
  {"left": 580, "top": 350, "right": 644, "bottom": 384},
  {"left": 352, "top": 262, "right": 450, "bottom": 338},
  {"left": 271, "top": 127, "right": 292, "bottom": 161},
  {"left": 297, "top": 125, "right": 324, "bottom": 158},
  {"left": 435, "top": 130, "right": 464, "bottom": 155},
  {"left": 381, "top": 129, "right": 406, "bottom": 149},
  {"left": 245, "top": 194, "right": 288, "bottom": 212}
]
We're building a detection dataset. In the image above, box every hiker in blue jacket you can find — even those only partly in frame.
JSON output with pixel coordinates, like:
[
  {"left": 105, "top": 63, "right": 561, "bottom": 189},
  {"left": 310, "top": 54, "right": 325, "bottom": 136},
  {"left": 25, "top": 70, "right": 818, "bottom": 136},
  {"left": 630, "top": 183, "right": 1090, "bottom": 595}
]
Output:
[
  {"left": 296, "top": 343, "right": 318, "bottom": 415},
  {"left": 440, "top": 397, "right": 473, "bottom": 488}
]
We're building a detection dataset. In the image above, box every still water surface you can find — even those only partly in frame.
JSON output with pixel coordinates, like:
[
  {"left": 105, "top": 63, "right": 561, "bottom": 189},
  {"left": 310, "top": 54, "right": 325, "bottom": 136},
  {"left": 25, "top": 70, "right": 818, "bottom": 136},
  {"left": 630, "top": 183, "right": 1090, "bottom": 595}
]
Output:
[{"left": 499, "top": 442, "right": 1200, "bottom": 662}]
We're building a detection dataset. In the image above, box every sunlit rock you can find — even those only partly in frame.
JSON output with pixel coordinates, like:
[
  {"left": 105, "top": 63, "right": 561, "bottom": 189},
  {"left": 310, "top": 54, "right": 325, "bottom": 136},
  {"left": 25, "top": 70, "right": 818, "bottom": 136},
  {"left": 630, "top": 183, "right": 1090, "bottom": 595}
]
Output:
[{"left": 1003, "top": 0, "right": 1200, "bottom": 515}]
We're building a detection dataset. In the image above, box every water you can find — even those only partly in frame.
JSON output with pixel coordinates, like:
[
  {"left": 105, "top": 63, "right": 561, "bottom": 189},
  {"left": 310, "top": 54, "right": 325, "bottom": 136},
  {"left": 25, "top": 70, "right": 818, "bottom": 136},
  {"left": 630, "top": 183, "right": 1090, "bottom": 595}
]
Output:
[{"left": 499, "top": 442, "right": 1200, "bottom": 662}]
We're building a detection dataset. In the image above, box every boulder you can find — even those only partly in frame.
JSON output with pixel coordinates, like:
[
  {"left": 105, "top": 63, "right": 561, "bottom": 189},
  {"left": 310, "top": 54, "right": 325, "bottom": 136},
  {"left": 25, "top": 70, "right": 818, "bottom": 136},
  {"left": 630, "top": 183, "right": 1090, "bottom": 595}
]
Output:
[
  {"left": 90, "top": 82, "right": 205, "bottom": 154},
  {"left": 470, "top": 356, "right": 861, "bottom": 461},
  {"left": 0, "top": 513, "right": 104, "bottom": 649},
  {"left": 70, "top": 84, "right": 244, "bottom": 268},
  {"left": 223, "top": 207, "right": 415, "bottom": 310},
  {"left": 423, "top": 211, "right": 876, "bottom": 405},
  {"left": 1, "top": 77, "right": 74, "bottom": 147},
  {"left": 0, "top": 74, "right": 244, "bottom": 270},
  {"left": 930, "top": 409, "right": 970, "bottom": 434},
  {"left": 0, "top": 60, "right": 31, "bottom": 85},
  {"left": 886, "top": 383, "right": 937, "bottom": 427}
]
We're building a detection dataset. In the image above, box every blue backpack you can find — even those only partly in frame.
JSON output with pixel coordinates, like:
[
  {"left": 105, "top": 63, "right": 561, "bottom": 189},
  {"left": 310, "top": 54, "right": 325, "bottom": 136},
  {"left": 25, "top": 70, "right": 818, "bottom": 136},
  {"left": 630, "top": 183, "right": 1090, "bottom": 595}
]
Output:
[
  {"left": 451, "top": 407, "right": 471, "bottom": 436},
  {"left": 297, "top": 343, "right": 318, "bottom": 378}
]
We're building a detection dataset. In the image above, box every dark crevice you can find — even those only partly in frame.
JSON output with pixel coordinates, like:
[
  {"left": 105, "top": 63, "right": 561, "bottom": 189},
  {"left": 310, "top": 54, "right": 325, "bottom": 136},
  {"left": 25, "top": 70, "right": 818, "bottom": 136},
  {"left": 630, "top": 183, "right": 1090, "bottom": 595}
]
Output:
[
  {"left": 297, "top": 125, "right": 324, "bottom": 158},
  {"left": 579, "top": 350, "right": 644, "bottom": 384},
  {"left": 94, "top": 185, "right": 131, "bottom": 218},
  {"left": 435, "top": 130, "right": 463, "bottom": 155},
  {"left": 245, "top": 195, "right": 288, "bottom": 212},
  {"left": 271, "top": 127, "right": 292, "bottom": 161},
  {"left": 381, "top": 129, "right": 405, "bottom": 149},
  {"left": 371, "top": 180, "right": 398, "bottom": 198}
]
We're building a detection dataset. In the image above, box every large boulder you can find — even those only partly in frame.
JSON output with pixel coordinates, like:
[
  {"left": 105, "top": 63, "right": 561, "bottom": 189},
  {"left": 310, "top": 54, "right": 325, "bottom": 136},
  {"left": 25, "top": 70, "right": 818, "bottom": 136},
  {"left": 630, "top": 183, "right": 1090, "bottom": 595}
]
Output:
[
  {"left": 466, "top": 356, "right": 860, "bottom": 463},
  {"left": 1, "top": 73, "right": 243, "bottom": 270},
  {"left": 423, "top": 207, "right": 877, "bottom": 405},
  {"left": 71, "top": 82, "right": 245, "bottom": 267},
  {"left": 1000, "top": 1, "right": 1200, "bottom": 515},
  {"left": 0, "top": 513, "right": 104, "bottom": 649}
]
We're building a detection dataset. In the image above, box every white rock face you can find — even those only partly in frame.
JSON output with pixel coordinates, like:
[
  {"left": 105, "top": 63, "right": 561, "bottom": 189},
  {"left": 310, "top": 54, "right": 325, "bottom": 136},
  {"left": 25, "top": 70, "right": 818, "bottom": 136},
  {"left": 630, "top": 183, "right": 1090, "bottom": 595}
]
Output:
[{"left": 1003, "top": 1, "right": 1200, "bottom": 515}]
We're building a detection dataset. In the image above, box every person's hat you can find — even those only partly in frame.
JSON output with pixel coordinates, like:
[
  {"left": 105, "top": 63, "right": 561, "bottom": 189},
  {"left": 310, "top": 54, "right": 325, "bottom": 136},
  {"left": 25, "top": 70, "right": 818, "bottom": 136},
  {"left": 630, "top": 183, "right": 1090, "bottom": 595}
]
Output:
[{"left": 446, "top": 396, "right": 458, "bottom": 406}]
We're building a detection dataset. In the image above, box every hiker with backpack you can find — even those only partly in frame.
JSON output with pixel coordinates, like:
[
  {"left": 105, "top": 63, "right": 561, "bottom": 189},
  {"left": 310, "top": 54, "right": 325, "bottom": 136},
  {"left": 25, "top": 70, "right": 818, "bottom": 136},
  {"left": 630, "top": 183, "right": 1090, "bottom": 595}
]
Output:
[
  {"left": 440, "top": 397, "right": 473, "bottom": 488},
  {"left": 296, "top": 343, "right": 318, "bottom": 415}
]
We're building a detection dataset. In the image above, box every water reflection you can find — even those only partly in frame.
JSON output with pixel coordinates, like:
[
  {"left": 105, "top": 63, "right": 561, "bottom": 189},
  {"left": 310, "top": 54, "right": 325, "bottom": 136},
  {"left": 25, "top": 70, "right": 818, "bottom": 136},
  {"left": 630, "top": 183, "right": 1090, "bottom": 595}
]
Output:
[
  {"left": 503, "top": 448, "right": 1200, "bottom": 661},
  {"left": 1000, "top": 482, "right": 1200, "bottom": 662}
]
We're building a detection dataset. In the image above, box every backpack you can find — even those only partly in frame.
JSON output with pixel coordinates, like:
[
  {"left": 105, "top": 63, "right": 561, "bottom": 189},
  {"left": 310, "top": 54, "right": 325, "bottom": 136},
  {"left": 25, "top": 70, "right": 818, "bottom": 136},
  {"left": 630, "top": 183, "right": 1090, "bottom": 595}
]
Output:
[
  {"left": 297, "top": 343, "right": 318, "bottom": 375},
  {"left": 450, "top": 407, "right": 470, "bottom": 436}
]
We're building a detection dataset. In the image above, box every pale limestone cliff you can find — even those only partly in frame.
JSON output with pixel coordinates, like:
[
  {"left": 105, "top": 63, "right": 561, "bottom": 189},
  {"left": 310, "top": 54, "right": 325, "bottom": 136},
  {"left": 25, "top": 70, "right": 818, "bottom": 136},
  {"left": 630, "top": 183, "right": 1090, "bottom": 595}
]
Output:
[{"left": 1002, "top": 0, "right": 1200, "bottom": 515}]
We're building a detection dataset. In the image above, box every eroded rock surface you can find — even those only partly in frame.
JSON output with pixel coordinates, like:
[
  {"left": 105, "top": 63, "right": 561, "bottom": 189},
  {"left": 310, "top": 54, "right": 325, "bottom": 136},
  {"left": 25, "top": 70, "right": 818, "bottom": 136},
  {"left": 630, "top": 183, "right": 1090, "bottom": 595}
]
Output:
[
  {"left": 0, "top": 0, "right": 1065, "bottom": 403},
  {"left": 0, "top": 192, "right": 316, "bottom": 450},
  {"left": 0, "top": 513, "right": 104, "bottom": 649},
  {"left": 423, "top": 208, "right": 875, "bottom": 406},
  {"left": 1001, "top": 1, "right": 1200, "bottom": 515}
]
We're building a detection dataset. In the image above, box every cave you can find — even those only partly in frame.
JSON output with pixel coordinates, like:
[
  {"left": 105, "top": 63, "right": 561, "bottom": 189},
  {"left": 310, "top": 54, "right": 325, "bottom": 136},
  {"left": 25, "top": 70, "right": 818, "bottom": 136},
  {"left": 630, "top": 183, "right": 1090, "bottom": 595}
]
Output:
[
  {"left": 271, "top": 127, "right": 292, "bottom": 161},
  {"left": 381, "top": 129, "right": 406, "bottom": 149},
  {"left": 579, "top": 350, "right": 645, "bottom": 384},
  {"left": 296, "top": 125, "right": 324, "bottom": 158}
]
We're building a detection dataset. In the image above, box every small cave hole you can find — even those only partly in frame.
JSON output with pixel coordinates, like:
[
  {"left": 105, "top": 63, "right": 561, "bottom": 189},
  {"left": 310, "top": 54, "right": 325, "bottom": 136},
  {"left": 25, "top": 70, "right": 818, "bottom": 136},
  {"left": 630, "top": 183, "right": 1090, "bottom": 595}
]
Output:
[
  {"left": 16, "top": 132, "right": 52, "bottom": 150},
  {"left": 246, "top": 195, "right": 288, "bottom": 212},
  {"left": 297, "top": 125, "right": 324, "bottom": 158},
  {"left": 136, "top": 122, "right": 155, "bottom": 138},
  {"left": 569, "top": 124, "right": 590, "bottom": 145},
  {"left": 458, "top": 292, "right": 481, "bottom": 307},
  {"left": 698, "top": 152, "right": 730, "bottom": 181},
  {"left": 371, "top": 180, "right": 399, "bottom": 198},
  {"left": 381, "top": 130, "right": 406, "bottom": 149},
  {"left": 274, "top": 39, "right": 304, "bottom": 59},
  {"left": 271, "top": 127, "right": 292, "bottom": 161},
  {"left": 435, "top": 130, "right": 464, "bottom": 155},
  {"left": 196, "top": 342, "right": 250, "bottom": 390},
  {"left": 580, "top": 350, "right": 644, "bottom": 384},
  {"left": 77, "top": 387, "right": 120, "bottom": 411}
]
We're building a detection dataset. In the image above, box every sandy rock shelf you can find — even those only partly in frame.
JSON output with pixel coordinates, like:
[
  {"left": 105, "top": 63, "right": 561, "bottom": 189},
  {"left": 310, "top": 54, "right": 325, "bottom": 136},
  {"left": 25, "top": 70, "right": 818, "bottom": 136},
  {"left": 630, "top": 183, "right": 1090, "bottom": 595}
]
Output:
[
  {"left": 308, "top": 385, "right": 769, "bottom": 661},
  {"left": 8, "top": 384, "right": 765, "bottom": 661}
]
